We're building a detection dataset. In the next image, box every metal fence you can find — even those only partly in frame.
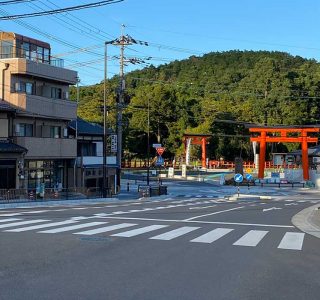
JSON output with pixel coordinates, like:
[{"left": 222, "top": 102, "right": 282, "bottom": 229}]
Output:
[{"left": 0, "top": 187, "right": 112, "bottom": 204}]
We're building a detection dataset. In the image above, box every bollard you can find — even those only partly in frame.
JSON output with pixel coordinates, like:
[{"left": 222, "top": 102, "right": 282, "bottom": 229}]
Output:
[{"left": 127, "top": 182, "right": 130, "bottom": 192}]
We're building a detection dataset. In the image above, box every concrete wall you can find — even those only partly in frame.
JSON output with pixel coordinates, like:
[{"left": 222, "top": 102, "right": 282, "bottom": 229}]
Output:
[{"left": 15, "top": 137, "right": 76, "bottom": 159}]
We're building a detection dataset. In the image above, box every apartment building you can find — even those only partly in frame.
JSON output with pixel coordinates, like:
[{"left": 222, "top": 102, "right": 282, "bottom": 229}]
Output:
[{"left": 0, "top": 32, "right": 77, "bottom": 190}]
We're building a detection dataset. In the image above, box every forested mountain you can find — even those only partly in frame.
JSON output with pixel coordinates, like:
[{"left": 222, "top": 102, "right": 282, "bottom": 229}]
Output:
[{"left": 70, "top": 50, "right": 320, "bottom": 161}]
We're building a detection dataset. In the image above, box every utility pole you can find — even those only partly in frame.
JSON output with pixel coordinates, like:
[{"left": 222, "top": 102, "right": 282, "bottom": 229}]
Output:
[
  {"left": 103, "top": 41, "right": 108, "bottom": 198},
  {"left": 108, "top": 25, "right": 149, "bottom": 191}
]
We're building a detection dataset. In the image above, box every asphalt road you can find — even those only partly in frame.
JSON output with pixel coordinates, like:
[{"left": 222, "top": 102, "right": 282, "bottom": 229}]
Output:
[{"left": 1, "top": 186, "right": 320, "bottom": 300}]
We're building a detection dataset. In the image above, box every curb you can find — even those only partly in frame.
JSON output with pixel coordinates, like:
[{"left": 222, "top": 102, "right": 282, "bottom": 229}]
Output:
[
  {"left": 225, "top": 195, "right": 272, "bottom": 201},
  {"left": 292, "top": 204, "right": 320, "bottom": 239}
]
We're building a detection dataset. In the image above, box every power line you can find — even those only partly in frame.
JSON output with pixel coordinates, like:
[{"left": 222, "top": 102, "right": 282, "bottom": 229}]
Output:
[
  {"left": 0, "top": 0, "right": 124, "bottom": 20},
  {"left": 0, "top": 0, "right": 35, "bottom": 4}
]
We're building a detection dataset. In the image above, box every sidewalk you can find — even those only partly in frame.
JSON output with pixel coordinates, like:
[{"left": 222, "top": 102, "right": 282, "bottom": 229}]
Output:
[{"left": 292, "top": 204, "right": 320, "bottom": 239}]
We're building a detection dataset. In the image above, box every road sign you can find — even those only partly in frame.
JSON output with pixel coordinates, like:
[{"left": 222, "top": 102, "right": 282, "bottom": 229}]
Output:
[
  {"left": 246, "top": 173, "right": 253, "bottom": 181},
  {"left": 110, "top": 135, "right": 117, "bottom": 152},
  {"left": 152, "top": 143, "right": 162, "bottom": 148},
  {"left": 246, "top": 168, "right": 252, "bottom": 174},
  {"left": 155, "top": 156, "right": 164, "bottom": 166},
  {"left": 156, "top": 147, "right": 165, "bottom": 156},
  {"left": 234, "top": 173, "right": 243, "bottom": 183}
]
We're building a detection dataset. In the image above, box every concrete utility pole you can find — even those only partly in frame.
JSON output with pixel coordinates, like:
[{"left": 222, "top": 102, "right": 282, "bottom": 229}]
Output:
[{"left": 108, "top": 24, "right": 149, "bottom": 191}]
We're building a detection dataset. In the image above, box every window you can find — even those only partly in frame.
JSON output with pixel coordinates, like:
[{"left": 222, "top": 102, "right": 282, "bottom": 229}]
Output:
[
  {"left": 14, "top": 82, "right": 34, "bottom": 95},
  {"left": 50, "top": 126, "right": 61, "bottom": 138},
  {"left": 43, "top": 48, "right": 50, "bottom": 64},
  {"left": 37, "top": 46, "right": 43, "bottom": 62},
  {"left": 30, "top": 44, "right": 37, "bottom": 62},
  {"left": 0, "top": 40, "right": 13, "bottom": 58},
  {"left": 21, "top": 42, "right": 30, "bottom": 59},
  {"left": 26, "top": 83, "right": 33, "bottom": 95},
  {"left": 16, "top": 123, "right": 33, "bottom": 137},
  {"left": 51, "top": 87, "right": 62, "bottom": 99}
]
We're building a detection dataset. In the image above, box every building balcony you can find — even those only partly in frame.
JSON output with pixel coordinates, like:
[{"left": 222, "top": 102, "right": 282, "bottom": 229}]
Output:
[
  {"left": 14, "top": 137, "right": 77, "bottom": 159},
  {"left": 9, "top": 93, "right": 77, "bottom": 119},
  {"left": 5, "top": 58, "right": 77, "bottom": 84},
  {"left": 77, "top": 156, "right": 117, "bottom": 167}
]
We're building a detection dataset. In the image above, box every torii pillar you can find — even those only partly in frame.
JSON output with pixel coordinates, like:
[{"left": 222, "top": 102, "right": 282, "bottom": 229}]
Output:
[{"left": 183, "top": 134, "right": 211, "bottom": 168}]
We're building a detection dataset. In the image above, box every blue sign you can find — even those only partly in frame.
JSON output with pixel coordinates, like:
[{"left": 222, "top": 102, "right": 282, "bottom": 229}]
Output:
[
  {"left": 234, "top": 173, "right": 243, "bottom": 183},
  {"left": 246, "top": 173, "right": 253, "bottom": 181},
  {"left": 155, "top": 156, "right": 164, "bottom": 166}
]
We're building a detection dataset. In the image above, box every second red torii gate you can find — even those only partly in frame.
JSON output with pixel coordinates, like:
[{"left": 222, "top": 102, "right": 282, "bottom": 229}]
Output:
[
  {"left": 249, "top": 126, "right": 320, "bottom": 180},
  {"left": 183, "top": 134, "right": 211, "bottom": 168}
]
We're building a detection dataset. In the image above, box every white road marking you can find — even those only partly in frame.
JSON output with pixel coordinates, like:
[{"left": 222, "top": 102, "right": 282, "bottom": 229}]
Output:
[
  {"left": 285, "top": 203, "right": 298, "bottom": 206},
  {"left": 263, "top": 207, "right": 282, "bottom": 212},
  {"left": 0, "top": 218, "right": 21, "bottom": 223},
  {"left": 0, "top": 219, "right": 49, "bottom": 229},
  {"left": 74, "top": 223, "right": 137, "bottom": 235},
  {"left": 233, "top": 230, "right": 268, "bottom": 247},
  {"left": 150, "top": 226, "right": 200, "bottom": 240},
  {"left": 5, "top": 220, "right": 77, "bottom": 232},
  {"left": 39, "top": 222, "right": 107, "bottom": 233},
  {"left": 278, "top": 232, "right": 305, "bottom": 250},
  {"left": 191, "top": 228, "right": 233, "bottom": 243},
  {"left": 22, "top": 210, "right": 49, "bottom": 214},
  {"left": 184, "top": 206, "right": 245, "bottom": 221},
  {"left": 71, "top": 207, "right": 87, "bottom": 210},
  {"left": 112, "top": 225, "right": 168, "bottom": 237},
  {"left": 102, "top": 216, "right": 294, "bottom": 228},
  {"left": 189, "top": 205, "right": 217, "bottom": 210},
  {"left": 0, "top": 213, "right": 22, "bottom": 217},
  {"left": 298, "top": 200, "right": 306, "bottom": 203}
]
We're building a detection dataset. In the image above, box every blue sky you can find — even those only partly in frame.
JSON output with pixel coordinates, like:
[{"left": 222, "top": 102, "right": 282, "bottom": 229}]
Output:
[{"left": 1, "top": 0, "right": 320, "bottom": 86}]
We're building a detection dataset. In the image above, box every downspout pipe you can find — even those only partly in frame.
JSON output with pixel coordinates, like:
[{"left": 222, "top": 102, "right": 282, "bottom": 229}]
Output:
[{"left": 2, "top": 63, "right": 9, "bottom": 101}]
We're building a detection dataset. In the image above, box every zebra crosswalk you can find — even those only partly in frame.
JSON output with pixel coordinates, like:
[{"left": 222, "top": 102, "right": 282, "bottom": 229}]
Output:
[{"left": 0, "top": 217, "right": 306, "bottom": 251}]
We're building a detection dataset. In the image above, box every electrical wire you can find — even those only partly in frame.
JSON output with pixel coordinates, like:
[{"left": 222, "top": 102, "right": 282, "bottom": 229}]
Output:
[{"left": 0, "top": 0, "right": 124, "bottom": 20}]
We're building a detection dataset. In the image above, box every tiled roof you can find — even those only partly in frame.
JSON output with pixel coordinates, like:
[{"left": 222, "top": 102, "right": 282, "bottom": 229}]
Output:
[
  {"left": 69, "top": 118, "right": 112, "bottom": 136},
  {"left": 0, "top": 101, "right": 15, "bottom": 112},
  {"left": 0, "top": 141, "right": 27, "bottom": 153}
]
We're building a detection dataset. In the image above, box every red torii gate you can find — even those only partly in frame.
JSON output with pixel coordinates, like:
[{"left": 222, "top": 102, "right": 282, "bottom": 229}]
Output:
[
  {"left": 183, "top": 134, "right": 211, "bottom": 168},
  {"left": 249, "top": 126, "right": 320, "bottom": 180}
]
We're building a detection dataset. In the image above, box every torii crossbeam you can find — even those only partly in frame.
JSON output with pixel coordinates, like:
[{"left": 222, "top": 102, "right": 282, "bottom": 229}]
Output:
[{"left": 248, "top": 126, "right": 320, "bottom": 180}]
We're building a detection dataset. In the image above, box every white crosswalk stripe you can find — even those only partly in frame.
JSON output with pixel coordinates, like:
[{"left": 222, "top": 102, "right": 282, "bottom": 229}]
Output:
[
  {"left": 0, "top": 213, "right": 22, "bottom": 217},
  {"left": 0, "top": 218, "right": 21, "bottom": 223},
  {"left": 112, "top": 225, "right": 168, "bottom": 237},
  {"left": 277, "top": 232, "right": 305, "bottom": 250},
  {"left": 5, "top": 220, "right": 77, "bottom": 232},
  {"left": 150, "top": 226, "right": 200, "bottom": 240},
  {"left": 74, "top": 223, "right": 137, "bottom": 236},
  {"left": 233, "top": 230, "right": 268, "bottom": 247},
  {"left": 39, "top": 222, "right": 107, "bottom": 233},
  {"left": 0, "top": 219, "right": 49, "bottom": 229},
  {"left": 191, "top": 228, "right": 233, "bottom": 243},
  {"left": 22, "top": 210, "right": 49, "bottom": 214},
  {"left": 0, "top": 218, "right": 307, "bottom": 252}
]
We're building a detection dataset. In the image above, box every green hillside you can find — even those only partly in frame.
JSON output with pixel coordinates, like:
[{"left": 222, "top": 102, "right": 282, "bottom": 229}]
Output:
[{"left": 70, "top": 50, "right": 320, "bottom": 161}]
